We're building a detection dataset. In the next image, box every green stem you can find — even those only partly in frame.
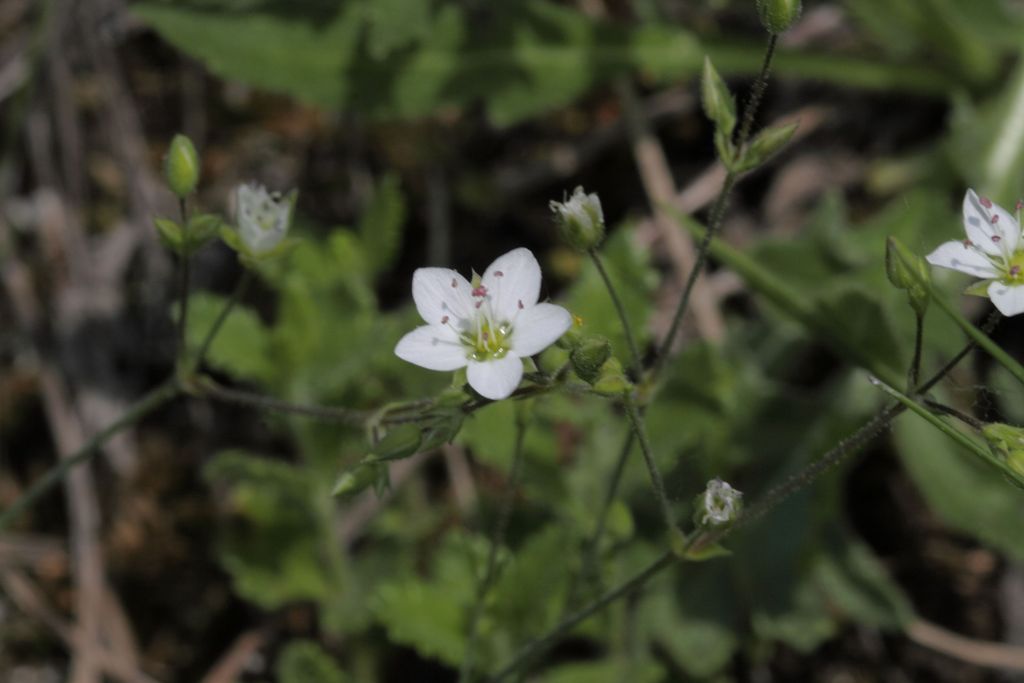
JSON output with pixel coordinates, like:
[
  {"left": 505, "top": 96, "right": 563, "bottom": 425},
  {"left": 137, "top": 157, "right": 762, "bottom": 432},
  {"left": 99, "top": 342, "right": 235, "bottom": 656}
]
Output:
[
  {"left": 190, "top": 270, "right": 253, "bottom": 374},
  {"left": 923, "top": 399, "right": 984, "bottom": 430},
  {"left": 197, "top": 378, "right": 370, "bottom": 425},
  {"left": 931, "top": 293, "right": 1024, "bottom": 384},
  {"left": 622, "top": 394, "right": 677, "bottom": 537},
  {"left": 0, "top": 379, "right": 180, "bottom": 531},
  {"left": 651, "top": 34, "right": 777, "bottom": 378},
  {"left": 872, "top": 379, "right": 1024, "bottom": 487},
  {"left": 460, "top": 413, "right": 528, "bottom": 683},
  {"left": 588, "top": 248, "right": 642, "bottom": 377},
  {"left": 488, "top": 551, "right": 675, "bottom": 683},
  {"left": 177, "top": 198, "right": 191, "bottom": 369},
  {"left": 908, "top": 310, "right": 924, "bottom": 391}
]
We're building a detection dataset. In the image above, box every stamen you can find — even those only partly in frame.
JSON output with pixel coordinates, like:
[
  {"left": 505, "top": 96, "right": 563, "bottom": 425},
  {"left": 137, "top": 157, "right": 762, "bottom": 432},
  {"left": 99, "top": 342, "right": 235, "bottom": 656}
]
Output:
[
  {"left": 517, "top": 299, "right": 524, "bottom": 310},
  {"left": 992, "top": 215, "right": 1000, "bottom": 224},
  {"left": 963, "top": 239, "right": 974, "bottom": 248},
  {"left": 992, "top": 235, "right": 1002, "bottom": 242},
  {"left": 475, "top": 301, "right": 483, "bottom": 309},
  {"left": 441, "top": 315, "right": 449, "bottom": 324},
  {"left": 494, "top": 271, "right": 504, "bottom": 277},
  {"left": 451, "top": 278, "right": 457, "bottom": 288},
  {"left": 1017, "top": 200, "right": 1024, "bottom": 212},
  {"left": 472, "top": 285, "right": 488, "bottom": 298},
  {"left": 981, "top": 196, "right": 993, "bottom": 209},
  {"left": 1012, "top": 265, "right": 1021, "bottom": 277}
]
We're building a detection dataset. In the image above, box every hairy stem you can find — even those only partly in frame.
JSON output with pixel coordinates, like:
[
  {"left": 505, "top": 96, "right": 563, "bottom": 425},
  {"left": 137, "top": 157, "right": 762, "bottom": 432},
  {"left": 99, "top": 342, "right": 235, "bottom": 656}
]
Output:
[
  {"left": 460, "top": 413, "right": 528, "bottom": 683},
  {"left": 197, "top": 378, "right": 370, "bottom": 425},
  {"left": 622, "top": 394, "right": 677, "bottom": 537},
  {"left": 0, "top": 379, "right": 180, "bottom": 531},
  {"left": 588, "top": 248, "right": 642, "bottom": 377},
  {"left": 651, "top": 34, "right": 778, "bottom": 378}
]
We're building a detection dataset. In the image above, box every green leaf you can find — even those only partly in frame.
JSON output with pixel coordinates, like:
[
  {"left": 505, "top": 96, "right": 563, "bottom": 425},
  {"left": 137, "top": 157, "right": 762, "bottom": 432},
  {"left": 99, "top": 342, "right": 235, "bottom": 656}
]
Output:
[
  {"left": 701, "top": 56, "right": 736, "bottom": 138},
  {"left": 539, "top": 659, "right": 664, "bottom": 683},
  {"left": 132, "top": 0, "right": 700, "bottom": 126},
  {"left": 154, "top": 217, "right": 183, "bottom": 252},
  {"left": 276, "top": 640, "right": 348, "bottom": 683},
  {"left": 736, "top": 121, "right": 797, "bottom": 172},
  {"left": 358, "top": 173, "right": 406, "bottom": 276},
  {"left": 203, "top": 451, "right": 335, "bottom": 608},
  {"left": 186, "top": 293, "right": 275, "bottom": 383}
]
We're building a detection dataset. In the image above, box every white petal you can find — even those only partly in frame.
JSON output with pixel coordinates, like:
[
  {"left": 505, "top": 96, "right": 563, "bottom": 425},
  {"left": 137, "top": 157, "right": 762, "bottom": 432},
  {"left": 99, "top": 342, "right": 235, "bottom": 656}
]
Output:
[
  {"left": 412, "top": 268, "right": 474, "bottom": 325},
  {"left": 394, "top": 325, "right": 469, "bottom": 371},
  {"left": 988, "top": 281, "right": 1024, "bottom": 316},
  {"left": 963, "top": 189, "right": 1010, "bottom": 257},
  {"left": 482, "top": 248, "right": 542, "bottom": 322},
  {"left": 990, "top": 201, "right": 1021, "bottom": 255},
  {"left": 466, "top": 354, "right": 524, "bottom": 400},
  {"left": 509, "top": 303, "right": 572, "bottom": 357},
  {"left": 926, "top": 241, "right": 999, "bottom": 279}
]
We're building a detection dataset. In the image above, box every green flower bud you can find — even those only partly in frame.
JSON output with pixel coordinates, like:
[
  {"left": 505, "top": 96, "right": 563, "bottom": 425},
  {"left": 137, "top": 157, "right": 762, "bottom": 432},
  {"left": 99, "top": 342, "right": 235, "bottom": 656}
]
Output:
[
  {"left": 164, "top": 134, "right": 200, "bottom": 198},
  {"left": 756, "top": 0, "right": 802, "bottom": 34},
  {"left": 701, "top": 57, "right": 737, "bottom": 139},
  {"left": 982, "top": 423, "right": 1024, "bottom": 477},
  {"left": 693, "top": 478, "right": 743, "bottom": 529},
  {"left": 550, "top": 186, "right": 605, "bottom": 251},
  {"left": 570, "top": 335, "right": 612, "bottom": 384},
  {"left": 591, "top": 357, "right": 632, "bottom": 396},
  {"left": 885, "top": 236, "right": 931, "bottom": 317}
]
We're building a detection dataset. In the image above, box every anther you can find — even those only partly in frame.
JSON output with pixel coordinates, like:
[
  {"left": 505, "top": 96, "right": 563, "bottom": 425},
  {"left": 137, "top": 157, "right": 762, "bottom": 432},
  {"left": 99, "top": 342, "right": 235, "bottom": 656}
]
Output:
[
  {"left": 475, "top": 301, "right": 483, "bottom": 309},
  {"left": 441, "top": 315, "right": 449, "bottom": 324},
  {"left": 981, "top": 196, "right": 993, "bottom": 209},
  {"left": 992, "top": 235, "right": 1002, "bottom": 243},
  {"left": 992, "top": 215, "right": 1000, "bottom": 224},
  {"left": 1017, "top": 200, "right": 1024, "bottom": 212},
  {"left": 517, "top": 299, "right": 524, "bottom": 310},
  {"left": 963, "top": 239, "right": 974, "bottom": 247},
  {"left": 451, "top": 278, "right": 457, "bottom": 288},
  {"left": 494, "top": 271, "right": 504, "bottom": 277},
  {"left": 472, "top": 285, "right": 488, "bottom": 298},
  {"left": 1012, "top": 265, "right": 1021, "bottom": 277}
]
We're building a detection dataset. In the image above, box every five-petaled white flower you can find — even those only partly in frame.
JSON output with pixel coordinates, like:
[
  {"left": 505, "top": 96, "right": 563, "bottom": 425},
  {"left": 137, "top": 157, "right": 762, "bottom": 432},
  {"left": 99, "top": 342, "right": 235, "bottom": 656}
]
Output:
[
  {"left": 235, "top": 182, "right": 295, "bottom": 255},
  {"left": 394, "top": 248, "right": 572, "bottom": 400},
  {"left": 700, "top": 478, "right": 742, "bottom": 526},
  {"left": 927, "top": 189, "right": 1024, "bottom": 316}
]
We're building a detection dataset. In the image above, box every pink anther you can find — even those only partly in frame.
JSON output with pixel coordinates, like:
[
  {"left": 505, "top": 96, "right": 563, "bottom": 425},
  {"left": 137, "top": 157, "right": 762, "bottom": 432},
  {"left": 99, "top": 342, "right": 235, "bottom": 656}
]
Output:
[{"left": 981, "top": 196, "right": 993, "bottom": 209}]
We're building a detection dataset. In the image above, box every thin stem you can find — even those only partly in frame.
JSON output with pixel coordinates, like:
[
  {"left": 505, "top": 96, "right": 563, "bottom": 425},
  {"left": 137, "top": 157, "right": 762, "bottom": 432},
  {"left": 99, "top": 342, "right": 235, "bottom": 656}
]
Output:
[
  {"left": 490, "top": 329, "right": 991, "bottom": 680},
  {"left": 651, "top": 33, "right": 778, "bottom": 379},
  {"left": 460, "top": 413, "right": 528, "bottom": 683},
  {"left": 734, "top": 34, "right": 778, "bottom": 148},
  {"left": 908, "top": 310, "right": 924, "bottom": 391},
  {"left": 177, "top": 197, "right": 191, "bottom": 368},
  {"left": 198, "top": 378, "right": 370, "bottom": 425},
  {"left": 622, "top": 394, "right": 677, "bottom": 537},
  {"left": 0, "top": 379, "right": 180, "bottom": 531},
  {"left": 923, "top": 399, "right": 984, "bottom": 430},
  {"left": 190, "top": 270, "right": 253, "bottom": 373},
  {"left": 488, "top": 551, "right": 675, "bottom": 683},
  {"left": 932, "top": 293, "right": 1024, "bottom": 384},
  {"left": 588, "top": 248, "right": 642, "bottom": 377}
]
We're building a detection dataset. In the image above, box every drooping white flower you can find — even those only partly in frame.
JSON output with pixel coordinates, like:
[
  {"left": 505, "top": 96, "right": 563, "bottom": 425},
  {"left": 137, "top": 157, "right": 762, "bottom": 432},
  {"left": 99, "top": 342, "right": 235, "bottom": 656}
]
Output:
[
  {"left": 698, "top": 478, "right": 742, "bottom": 526},
  {"left": 235, "top": 183, "right": 295, "bottom": 255},
  {"left": 926, "top": 189, "right": 1024, "bottom": 316},
  {"left": 550, "top": 186, "right": 605, "bottom": 251},
  {"left": 394, "top": 248, "right": 572, "bottom": 400}
]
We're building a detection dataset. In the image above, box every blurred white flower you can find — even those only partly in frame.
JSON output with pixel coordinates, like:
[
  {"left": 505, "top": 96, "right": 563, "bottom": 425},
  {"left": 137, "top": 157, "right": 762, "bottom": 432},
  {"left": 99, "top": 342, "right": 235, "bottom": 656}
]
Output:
[
  {"left": 235, "top": 183, "right": 295, "bottom": 255},
  {"left": 395, "top": 248, "right": 572, "bottom": 400},
  {"left": 699, "top": 478, "right": 742, "bottom": 526},
  {"left": 927, "top": 189, "right": 1024, "bottom": 316}
]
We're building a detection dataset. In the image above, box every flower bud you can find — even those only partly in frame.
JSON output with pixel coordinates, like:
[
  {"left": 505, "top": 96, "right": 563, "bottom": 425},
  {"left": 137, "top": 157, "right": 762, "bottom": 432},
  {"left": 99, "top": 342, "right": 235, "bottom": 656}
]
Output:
[
  {"left": 570, "top": 335, "right": 612, "bottom": 384},
  {"left": 735, "top": 122, "right": 797, "bottom": 172},
  {"left": 701, "top": 57, "right": 737, "bottom": 139},
  {"left": 591, "top": 357, "right": 632, "bottom": 396},
  {"left": 371, "top": 424, "right": 423, "bottom": 462},
  {"left": 982, "top": 423, "right": 1024, "bottom": 477},
  {"left": 332, "top": 459, "right": 387, "bottom": 498},
  {"left": 885, "top": 236, "right": 931, "bottom": 317},
  {"left": 693, "top": 478, "right": 743, "bottom": 528},
  {"left": 235, "top": 183, "right": 297, "bottom": 257},
  {"left": 756, "top": 0, "right": 802, "bottom": 34},
  {"left": 550, "top": 187, "right": 605, "bottom": 251},
  {"left": 164, "top": 134, "right": 200, "bottom": 198}
]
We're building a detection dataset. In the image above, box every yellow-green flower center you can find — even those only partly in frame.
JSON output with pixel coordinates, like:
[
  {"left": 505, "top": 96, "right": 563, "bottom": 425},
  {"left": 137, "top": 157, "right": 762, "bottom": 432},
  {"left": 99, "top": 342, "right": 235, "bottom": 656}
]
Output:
[
  {"left": 463, "top": 319, "right": 512, "bottom": 361},
  {"left": 1005, "top": 251, "right": 1024, "bottom": 282}
]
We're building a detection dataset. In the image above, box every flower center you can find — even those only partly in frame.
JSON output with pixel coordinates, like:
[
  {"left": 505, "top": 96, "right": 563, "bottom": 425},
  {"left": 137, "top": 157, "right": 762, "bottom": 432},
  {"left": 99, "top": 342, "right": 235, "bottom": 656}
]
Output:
[
  {"left": 441, "top": 275, "right": 518, "bottom": 362},
  {"left": 1006, "top": 252, "right": 1024, "bottom": 282}
]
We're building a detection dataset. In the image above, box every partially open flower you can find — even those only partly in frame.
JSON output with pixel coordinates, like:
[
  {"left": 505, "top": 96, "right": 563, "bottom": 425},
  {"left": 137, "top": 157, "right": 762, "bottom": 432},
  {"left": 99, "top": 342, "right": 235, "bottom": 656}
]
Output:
[
  {"left": 235, "top": 183, "right": 295, "bottom": 256},
  {"left": 926, "top": 189, "right": 1024, "bottom": 316},
  {"left": 394, "top": 248, "right": 572, "bottom": 400},
  {"left": 550, "top": 187, "right": 605, "bottom": 251},
  {"left": 695, "top": 478, "right": 743, "bottom": 527}
]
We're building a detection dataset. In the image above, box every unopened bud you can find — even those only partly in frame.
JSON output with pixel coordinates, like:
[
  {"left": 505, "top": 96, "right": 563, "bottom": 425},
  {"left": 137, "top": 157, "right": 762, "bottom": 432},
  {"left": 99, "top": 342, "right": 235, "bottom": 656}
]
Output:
[
  {"left": 164, "top": 134, "right": 200, "bottom": 198},
  {"left": 694, "top": 478, "right": 743, "bottom": 528},
  {"left": 735, "top": 122, "right": 797, "bottom": 172},
  {"left": 756, "top": 0, "right": 802, "bottom": 34},
  {"left": 570, "top": 335, "right": 612, "bottom": 384},
  {"left": 591, "top": 357, "right": 632, "bottom": 396},
  {"left": 332, "top": 459, "right": 386, "bottom": 498},
  {"left": 982, "top": 423, "right": 1024, "bottom": 477},
  {"left": 701, "top": 57, "right": 737, "bottom": 139},
  {"left": 885, "top": 236, "right": 931, "bottom": 317},
  {"left": 550, "top": 187, "right": 605, "bottom": 251}
]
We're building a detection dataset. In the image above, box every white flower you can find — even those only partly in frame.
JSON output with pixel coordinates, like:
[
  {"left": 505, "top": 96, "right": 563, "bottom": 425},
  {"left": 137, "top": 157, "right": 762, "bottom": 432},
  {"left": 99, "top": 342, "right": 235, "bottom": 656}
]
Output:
[
  {"left": 699, "top": 478, "right": 742, "bottom": 526},
  {"left": 394, "top": 248, "right": 572, "bottom": 400},
  {"left": 927, "top": 189, "right": 1024, "bottom": 316},
  {"left": 550, "top": 186, "right": 605, "bottom": 250},
  {"left": 235, "top": 183, "right": 295, "bottom": 255}
]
